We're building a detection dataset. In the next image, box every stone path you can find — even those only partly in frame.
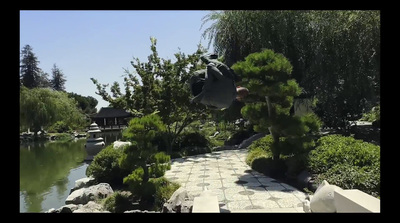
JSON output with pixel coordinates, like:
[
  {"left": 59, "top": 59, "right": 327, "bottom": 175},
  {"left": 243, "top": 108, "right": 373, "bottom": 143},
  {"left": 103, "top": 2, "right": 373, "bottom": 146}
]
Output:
[{"left": 164, "top": 148, "right": 307, "bottom": 213}]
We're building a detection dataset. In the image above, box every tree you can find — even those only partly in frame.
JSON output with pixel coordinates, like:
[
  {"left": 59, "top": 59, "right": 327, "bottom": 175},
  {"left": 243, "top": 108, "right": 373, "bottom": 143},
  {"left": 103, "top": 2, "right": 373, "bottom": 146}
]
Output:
[
  {"left": 119, "top": 113, "right": 171, "bottom": 203},
  {"left": 67, "top": 92, "right": 98, "bottom": 114},
  {"left": 51, "top": 64, "right": 67, "bottom": 91},
  {"left": 20, "top": 86, "right": 87, "bottom": 135},
  {"left": 91, "top": 37, "right": 208, "bottom": 154},
  {"left": 202, "top": 10, "right": 380, "bottom": 130},
  {"left": 37, "top": 71, "right": 52, "bottom": 88},
  {"left": 232, "top": 49, "right": 321, "bottom": 161},
  {"left": 20, "top": 45, "right": 42, "bottom": 88}
]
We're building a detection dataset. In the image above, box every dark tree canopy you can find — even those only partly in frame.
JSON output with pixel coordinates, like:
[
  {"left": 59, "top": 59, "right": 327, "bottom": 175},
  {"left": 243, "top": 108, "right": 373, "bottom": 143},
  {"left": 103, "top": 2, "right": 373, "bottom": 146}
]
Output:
[
  {"left": 51, "top": 64, "right": 67, "bottom": 92},
  {"left": 202, "top": 10, "right": 380, "bottom": 130}
]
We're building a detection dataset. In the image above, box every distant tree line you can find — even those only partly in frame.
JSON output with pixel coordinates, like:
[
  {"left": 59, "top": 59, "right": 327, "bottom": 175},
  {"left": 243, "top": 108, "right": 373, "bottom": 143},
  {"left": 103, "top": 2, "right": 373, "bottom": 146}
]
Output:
[{"left": 19, "top": 44, "right": 98, "bottom": 134}]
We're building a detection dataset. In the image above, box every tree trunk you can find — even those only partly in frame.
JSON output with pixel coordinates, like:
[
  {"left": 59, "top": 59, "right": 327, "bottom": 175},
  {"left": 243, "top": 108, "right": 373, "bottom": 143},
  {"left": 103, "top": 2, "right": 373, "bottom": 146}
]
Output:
[
  {"left": 266, "top": 96, "right": 280, "bottom": 161},
  {"left": 143, "top": 163, "right": 149, "bottom": 183}
]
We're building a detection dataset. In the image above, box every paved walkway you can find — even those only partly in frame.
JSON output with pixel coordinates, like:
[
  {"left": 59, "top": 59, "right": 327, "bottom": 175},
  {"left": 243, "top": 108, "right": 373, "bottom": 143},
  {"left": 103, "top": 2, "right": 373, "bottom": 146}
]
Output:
[{"left": 164, "top": 148, "right": 307, "bottom": 213}]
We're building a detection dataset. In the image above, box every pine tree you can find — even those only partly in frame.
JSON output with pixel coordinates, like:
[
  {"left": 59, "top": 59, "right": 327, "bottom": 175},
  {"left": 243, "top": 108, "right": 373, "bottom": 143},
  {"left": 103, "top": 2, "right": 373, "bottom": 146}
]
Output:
[
  {"left": 51, "top": 64, "right": 67, "bottom": 91},
  {"left": 232, "top": 49, "right": 321, "bottom": 161},
  {"left": 20, "top": 45, "right": 42, "bottom": 88}
]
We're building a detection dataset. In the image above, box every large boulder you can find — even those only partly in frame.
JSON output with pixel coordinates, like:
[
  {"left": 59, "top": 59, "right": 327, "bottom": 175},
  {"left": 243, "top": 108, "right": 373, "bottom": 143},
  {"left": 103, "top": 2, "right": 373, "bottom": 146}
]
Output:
[
  {"left": 70, "top": 176, "right": 96, "bottom": 193},
  {"left": 73, "top": 201, "right": 110, "bottom": 213},
  {"left": 238, "top": 133, "right": 267, "bottom": 149},
  {"left": 309, "top": 180, "right": 343, "bottom": 212},
  {"left": 162, "top": 187, "right": 194, "bottom": 213},
  {"left": 65, "top": 183, "right": 114, "bottom": 205}
]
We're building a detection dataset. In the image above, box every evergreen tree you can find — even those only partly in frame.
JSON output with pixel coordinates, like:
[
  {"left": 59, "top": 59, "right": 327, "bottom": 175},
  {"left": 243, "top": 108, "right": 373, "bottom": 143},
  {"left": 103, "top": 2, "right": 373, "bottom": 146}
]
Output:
[
  {"left": 202, "top": 10, "right": 380, "bottom": 130},
  {"left": 37, "top": 71, "right": 52, "bottom": 88},
  {"left": 232, "top": 49, "right": 321, "bottom": 161},
  {"left": 119, "top": 113, "right": 171, "bottom": 203},
  {"left": 51, "top": 64, "right": 67, "bottom": 91},
  {"left": 20, "top": 45, "right": 42, "bottom": 88}
]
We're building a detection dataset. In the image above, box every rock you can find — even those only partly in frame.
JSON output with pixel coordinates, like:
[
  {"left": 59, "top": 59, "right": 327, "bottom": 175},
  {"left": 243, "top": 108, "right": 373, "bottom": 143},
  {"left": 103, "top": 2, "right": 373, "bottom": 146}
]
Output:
[
  {"left": 309, "top": 180, "right": 343, "bottom": 213},
  {"left": 65, "top": 183, "right": 114, "bottom": 205},
  {"left": 302, "top": 200, "right": 311, "bottom": 213},
  {"left": 162, "top": 187, "right": 194, "bottom": 213},
  {"left": 58, "top": 204, "right": 81, "bottom": 213},
  {"left": 73, "top": 201, "right": 110, "bottom": 213},
  {"left": 45, "top": 208, "right": 57, "bottom": 213},
  {"left": 124, "top": 210, "right": 158, "bottom": 213},
  {"left": 113, "top": 140, "right": 132, "bottom": 150},
  {"left": 297, "top": 170, "right": 313, "bottom": 190},
  {"left": 70, "top": 176, "right": 96, "bottom": 193},
  {"left": 238, "top": 132, "right": 267, "bottom": 149}
]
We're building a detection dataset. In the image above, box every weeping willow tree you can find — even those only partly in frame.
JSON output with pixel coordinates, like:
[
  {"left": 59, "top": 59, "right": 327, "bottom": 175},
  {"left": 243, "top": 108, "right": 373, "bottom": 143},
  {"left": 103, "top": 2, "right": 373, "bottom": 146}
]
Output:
[
  {"left": 20, "top": 86, "right": 87, "bottom": 135},
  {"left": 202, "top": 10, "right": 380, "bottom": 130},
  {"left": 232, "top": 49, "right": 321, "bottom": 161}
]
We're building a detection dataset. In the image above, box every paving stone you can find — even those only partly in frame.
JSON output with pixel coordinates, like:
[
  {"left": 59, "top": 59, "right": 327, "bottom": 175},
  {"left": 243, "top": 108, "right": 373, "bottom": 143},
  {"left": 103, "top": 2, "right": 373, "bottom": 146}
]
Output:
[{"left": 165, "top": 148, "right": 307, "bottom": 213}]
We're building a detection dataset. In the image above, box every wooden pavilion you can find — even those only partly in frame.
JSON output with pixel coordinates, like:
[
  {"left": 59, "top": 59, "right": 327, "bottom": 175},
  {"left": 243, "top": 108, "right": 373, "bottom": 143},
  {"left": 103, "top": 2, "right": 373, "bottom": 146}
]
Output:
[{"left": 91, "top": 107, "right": 133, "bottom": 130}]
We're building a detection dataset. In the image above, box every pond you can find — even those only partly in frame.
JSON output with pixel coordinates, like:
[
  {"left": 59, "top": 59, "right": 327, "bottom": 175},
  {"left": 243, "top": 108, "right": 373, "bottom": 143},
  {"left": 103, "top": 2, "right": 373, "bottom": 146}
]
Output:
[{"left": 19, "top": 130, "right": 122, "bottom": 213}]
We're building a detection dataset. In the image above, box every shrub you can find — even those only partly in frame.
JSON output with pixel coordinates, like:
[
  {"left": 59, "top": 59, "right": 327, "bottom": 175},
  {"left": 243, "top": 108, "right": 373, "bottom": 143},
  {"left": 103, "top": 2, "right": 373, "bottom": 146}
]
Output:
[
  {"left": 149, "top": 152, "right": 171, "bottom": 178},
  {"left": 102, "top": 191, "right": 135, "bottom": 213},
  {"left": 47, "top": 121, "right": 71, "bottom": 133},
  {"left": 224, "top": 129, "right": 254, "bottom": 146},
  {"left": 245, "top": 147, "right": 272, "bottom": 166},
  {"left": 245, "top": 135, "right": 288, "bottom": 178},
  {"left": 123, "top": 167, "right": 145, "bottom": 195},
  {"left": 180, "top": 132, "right": 209, "bottom": 148},
  {"left": 307, "top": 134, "right": 380, "bottom": 197},
  {"left": 149, "top": 177, "right": 180, "bottom": 211},
  {"left": 86, "top": 145, "right": 127, "bottom": 187}
]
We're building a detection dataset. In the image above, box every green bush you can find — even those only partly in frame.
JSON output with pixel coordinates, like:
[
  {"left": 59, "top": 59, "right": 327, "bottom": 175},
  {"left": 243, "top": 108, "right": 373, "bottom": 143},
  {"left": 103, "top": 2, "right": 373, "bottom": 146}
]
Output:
[
  {"left": 245, "top": 135, "right": 288, "bottom": 178},
  {"left": 123, "top": 167, "right": 145, "bottom": 195},
  {"left": 307, "top": 134, "right": 380, "bottom": 197},
  {"left": 149, "top": 152, "right": 171, "bottom": 178},
  {"left": 102, "top": 191, "right": 135, "bottom": 213},
  {"left": 86, "top": 145, "right": 127, "bottom": 187},
  {"left": 180, "top": 132, "right": 209, "bottom": 148},
  {"left": 48, "top": 121, "right": 71, "bottom": 133},
  {"left": 246, "top": 135, "right": 274, "bottom": 167},
  {"left": 182, "top": 146, "right": 211, "bottom": 156},
  {"left": 245, "top": 147, "right": 272, "bottom": 166},
  {"left": 149, "top": 177, "right": 180, "bottom": 211},
  {"left": 224, "top": 130, "right": 253, "bottom": 146}
]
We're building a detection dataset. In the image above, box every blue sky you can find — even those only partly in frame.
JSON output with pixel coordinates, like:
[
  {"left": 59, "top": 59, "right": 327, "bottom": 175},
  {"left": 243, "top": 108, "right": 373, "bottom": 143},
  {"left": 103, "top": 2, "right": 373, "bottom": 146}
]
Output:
[{"left": 20, "top": 10, "right": 215, "bottom": 110}]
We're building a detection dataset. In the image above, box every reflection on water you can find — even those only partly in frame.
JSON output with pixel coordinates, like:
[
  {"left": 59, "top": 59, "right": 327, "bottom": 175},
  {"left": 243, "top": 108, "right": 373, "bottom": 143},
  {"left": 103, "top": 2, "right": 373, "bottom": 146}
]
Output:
[{"left": 19, "top": 130, "right": 122, "bottom": 213}]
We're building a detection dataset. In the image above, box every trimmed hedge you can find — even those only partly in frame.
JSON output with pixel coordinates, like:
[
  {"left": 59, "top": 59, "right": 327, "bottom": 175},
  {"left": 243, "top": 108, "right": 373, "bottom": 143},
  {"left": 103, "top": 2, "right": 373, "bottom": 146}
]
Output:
[{"left": 307, "top": 134, "right": 380, "bottom": 197}]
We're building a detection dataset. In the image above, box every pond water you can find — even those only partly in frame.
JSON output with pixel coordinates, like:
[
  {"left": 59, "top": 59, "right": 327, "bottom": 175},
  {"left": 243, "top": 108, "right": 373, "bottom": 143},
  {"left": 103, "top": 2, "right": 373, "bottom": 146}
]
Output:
[{"left": 19, "top": 131, "right": 122, "bottom": 213}]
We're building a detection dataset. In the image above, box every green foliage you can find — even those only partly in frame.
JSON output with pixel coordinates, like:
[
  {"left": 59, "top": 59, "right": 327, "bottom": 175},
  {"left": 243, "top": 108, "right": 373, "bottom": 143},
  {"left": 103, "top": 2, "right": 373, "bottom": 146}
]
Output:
[
  {"left": 149, "top": 152, "right": 171, "bottom": 178},
  {"left": 246, "top": 147, "right": 272, "bottom": 166},
  {"left": 360, "top": 104, "right": 380, "bottom": 122},
  {"left": 20, "top": 45, "right": 42, "bottom": 89},
  {"left": 47, "top": 121, "right": 71, "bottom": 133},
  {"left": 180, "top": 132, "right": 209, "bottom": 149},
  {"left": 67, "top": 92, "right": 98, "bottom": 114},
  {"left": 123, "top": 167, "right": 145, "bottom": 195},
  {"left": 149, "top": 177, "right": 180, "bottom": 211},
  {"left": 86, "top": 145, "right": 127, "bottom": 187},
  {"left": 119, "top": 113, "right": 172, "bottom": 205},
  {"left": 102, "top": 191, "right": 135, "bottom": 213},
  {"left": 202, "top": 10, "right": 380, "bottom": 131},
  {"left": 91, "top": 37, "right": 209, "bottom": 154},
  {"left": 122, "top": 112, "right": 166, "bottom": 146},
  {"left": 20, "top": 86, "right": 88, "bottom": 133},
  {"left": 307, "top": 134, "right": 380, "bottom": 197},
  {"left": 232, "top": 49, "right": 321, "bottom": 160},
  {"left": 50, "top": 63, "right": 67, "bottom": 92}
]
